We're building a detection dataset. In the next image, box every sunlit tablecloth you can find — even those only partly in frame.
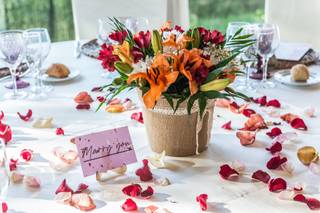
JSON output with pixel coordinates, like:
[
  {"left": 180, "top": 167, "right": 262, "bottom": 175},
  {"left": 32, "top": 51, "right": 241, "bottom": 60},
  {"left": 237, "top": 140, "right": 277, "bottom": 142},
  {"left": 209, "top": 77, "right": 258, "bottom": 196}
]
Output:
[{"left": 0, "top": 41, "right": 320, "bottom": 213}]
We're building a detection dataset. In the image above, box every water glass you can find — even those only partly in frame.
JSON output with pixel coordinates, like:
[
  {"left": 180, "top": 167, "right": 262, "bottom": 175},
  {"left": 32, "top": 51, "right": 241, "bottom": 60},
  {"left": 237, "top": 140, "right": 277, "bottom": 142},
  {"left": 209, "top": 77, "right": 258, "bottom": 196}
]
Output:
[{"left": 226, "top": 21, "right": 249, "bottom": 40}]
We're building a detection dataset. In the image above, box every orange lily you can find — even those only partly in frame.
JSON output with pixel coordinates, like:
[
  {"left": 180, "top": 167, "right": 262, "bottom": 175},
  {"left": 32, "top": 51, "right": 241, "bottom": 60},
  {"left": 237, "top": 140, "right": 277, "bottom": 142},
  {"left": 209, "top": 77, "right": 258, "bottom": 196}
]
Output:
[
  {"left": 162, "top": 34, "right": 177, "bottom": 48},
  {"left": 127, "top": 54, "right": 179, "bottom": 108},
  {"left": 160, "top": 21, "right": 172, "bottom": 32},
  {"left": 113, "top": 41, "right": 133, "bottom": 65},
  {"left": 176, "top": 34, "right": 192, "bottom": 49}
]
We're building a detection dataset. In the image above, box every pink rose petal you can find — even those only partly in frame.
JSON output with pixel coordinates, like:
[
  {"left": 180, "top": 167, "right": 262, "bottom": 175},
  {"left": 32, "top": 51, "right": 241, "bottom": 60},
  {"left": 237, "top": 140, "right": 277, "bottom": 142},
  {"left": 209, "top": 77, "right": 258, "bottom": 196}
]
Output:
[
  {"left": 236, "top": 131, "right": 256, "bottom": 146},
  {"left": 23, "top": 176, "right": 41, "bottom": 188},
  {"left": 221, "top": 121, "right": 232, "bottom": 130}
]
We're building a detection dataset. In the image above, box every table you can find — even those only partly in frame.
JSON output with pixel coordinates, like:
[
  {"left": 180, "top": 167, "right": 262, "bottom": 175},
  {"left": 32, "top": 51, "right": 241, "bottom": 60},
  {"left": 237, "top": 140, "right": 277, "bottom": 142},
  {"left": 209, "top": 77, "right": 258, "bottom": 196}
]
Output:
[{"left": 0, "top": 41, "right": 320, "bottom": 213}]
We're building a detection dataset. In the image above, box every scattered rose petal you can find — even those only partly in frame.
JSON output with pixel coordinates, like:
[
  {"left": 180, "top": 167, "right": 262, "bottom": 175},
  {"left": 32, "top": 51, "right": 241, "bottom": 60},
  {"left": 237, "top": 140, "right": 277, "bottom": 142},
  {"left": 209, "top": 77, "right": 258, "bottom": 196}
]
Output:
[
  {"left": 304, "top": 107, "right": 316, "bottom": 118},
  {"left": 148, "top": 151, "right": 166, "bottom": 168},
  {"left": 60, "top": 150, "right": 78, "bottom": 164},
  {"left": 11, "top": 172, "right": 24, "bottom": 183},
  {"left": 0, "top": 122, "right": 12, "bottom": 145},
  {"left": 56, "top": 128, "right": 65, "bottom": 135},
  {"left": 251, "top": 170, "right": 271, "bottom": 184},
  {"left": 122, "top": 184, "right": 142, "bottom": 197},
  {"left": 123, "top": 98, "right": 136, "bottom": 110},
  {"left": 281, "top": 113, "right": 299, "bottom": 124},
  {"left": 219, "top": 164, "right": 239, "bottom": 180},
  {"left": 266, "top": 99, "right": 281, "bottom": 108},
  {"left": 106, "top": 104, "right": 125, "bottom": 113},
  {"left": 262, "top": 108, "right": 281, "bottom": 118},
  {"left": 242, "top": 109, "right": 256, "bottom": 118},
  {"left": 266, "top": 155, "right": 287, "bottom": 170},
  {"left": 229, "top": 102, "right": 248, "bottom": 114},
  {"left": 141, "top": 186, "right": 154, "bottom": 199},
  {"left": 242, "top": 114, "right": 267, "bottom": 131},
  {"left": 54, "top": 192, "right": 72, "bottom": 204},
  {"left": 17, "top": 109, "right": 32, "bottom": 121},
  {"left": 231, "top": 160, "right": 246, "bottom": 173},
  {"left": 269, "top": 178, "right": 287, "bottom": 192},
  {"left": 74, "top": 92, "right": 94, "bottom": 105},
  {"left": 9, "top": 159, "right": 18, "bottom": 171},
  {"left": 144, "top": 205, "right": 159, "bottom": 213},
  {"left": 75, "top": 183, "right": 89, "bottom": 193},
  {"left": 273, "top": 132, "right": 298, "bottom": 144},
  {"left": 221, "top": 121, "right": 232, "bottom": 130},
  {"left": 281, "top": 162, "right": 294, "bottom": 175},
  {"left": 291, "top": 118, "right": 307, "bottom": 130},
  {"left": 236, "top": 131, "right": 256, "bottom": 146},
  {"left": 294, "top": 194, "right": 306, "bottom": 203},
  {"left": 108, "top": 98, "right": 122, "bottom": 105},
  {"left": 121, "top": 198, "right": 138, "bottom": 211},
  {"left": 76, "top": 104, "right": 90, "bottom": 110},
  {"left": 23, "top": 176, "right": 41, "bottom": 188},
  {"left": 55, "top": 179, "right": 74, "bottom": 194},
  {"left": 266, "top": 142, "right": 282, "bottom": 155},
  {"left": 112, "top": 165, "right": 127, "bottom": 175},
  {"left": 20, "top": 149, "right": 33, "bottom": 161},
  {"left": 136, "top": 159, "right": 153, "bottom": 181},
  {"left": 154, "top": 177, "right": 171, "bottom": 186},
  {"left": 253, "top": 96, "right": 267, "bottom": 106},
  {"left": 215, "top": 98, "right": 231, "bottom": 108},
  {"left": 196, "top": 194, "right": 208, "bottom": 211},
  {"left": 309, "top": 162, "right": 320, "bottom": 175},
  {"left": 32, "top": 117, "right": 54, "bottom": 128},
  {"left": 266, "top": 127, "right": 282, "bottom": 138},
  {"left": 293, "top": 183, "right": 304, "bottom": 192},
  {"left": 278, "top": 190, "right": 295, "bottom": 200},
  {"left": 91, "top": 86, "right": 103, "bottom": 92},
  {"left": 131, "top": 112, "right": 144, "bottom": 124},
  {"left": 0, "top": 111, "right": 4, "bottom": 120},
  {"left": 97, "top": 96, "right": 106, "bottom": 103},
  {"left": 2, "top": 202, "right": 8, "bottom": 213},
  {"left": 71, "top": 193, "right": 96, "bottom": 211},
  {"left": 306, "top": 198, "right": 320, "bottom": 210}
]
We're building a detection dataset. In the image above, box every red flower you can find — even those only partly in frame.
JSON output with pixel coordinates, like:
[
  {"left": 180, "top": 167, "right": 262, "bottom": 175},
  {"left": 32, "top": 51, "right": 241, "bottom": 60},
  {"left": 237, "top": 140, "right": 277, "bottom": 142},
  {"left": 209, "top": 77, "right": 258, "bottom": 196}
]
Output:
[
  {"left": 266, "top": 142, "right": 282, "bottom": 155},
  {"left": 266, "top": 99, "right": 281, "bottom": 108},
  {"left": 2, "top": 202, "right": 8, "bottom": 213},
  {"left": 219, "top": 164, "right": 239, "bottom": 180},
  {"left": 211, "top": 30, "right": 224, "bottom": 45},
  {"left": 135, "top": 159, "right": 153, "bottom": 181},
  {"left": 253, "top": 96, "right": 267, "bottom": 106},
  {"left": 121, "top": 198, "right": 138, "bottom": 211},
  {"left": 122, "top": 184, "right": 142, "bottom": 197},
  {"left": 266, "top": 127, "right": 282, "bottom": 138},
  {"left": 266, "top": 156, "right": 287, "bottom": 170},
  {"left": 17, "top": 109, "right": 32, "bottom": 121},
  {"left": 268, "top": 178, "right": 287, "bottom": 192},
  {"left": 221, "top": 121, "right": 232, "bottom": 130},
  {"left": 196, "top": 194, "right": 208, "bottom": 211},
  {"left": 134, "top": 31, "right": 151, "bottom": 49},
  {"left": 109, "top": 30, "right": 127, "bottom": 43},
  {"left": 131, "top": 112, "right": 144, "bottom": 124},
  {"left": 0, "top": 122, "right": 12, "bottom": 145},
  {"left": 55, "top": 179, "right": 74, "bottom": 194},
  {"left": 251, "top": 170, "right": 271, "bottom": 184},
  {"left": 0, "top": 110, "right": 4, "bottom": 120},
  {"left": 20, "top": 149, "right": 33, "bottom": 161},
  {"left": 97, "top": 44, "right": 120, "bottom": 71},
  {"left": 191, "top": 63, "right": 209, "bottom": 85},
  {"left": 174, "top": 25, "right": 184, "bottom": 33},
  {"left": 9, "top": 159, "right": 18, "bottom": 171},
  {"left": 291, "top": 118, "right": 307, "bottom": 130},
  {"left": 75, "top": 183, "right": 89, "bottom": 193},
  {"left": 198, "top": 27, "right": 211, "bottom": 43},
  {"left": 140, "top": 186, "right": 154, "bottom": 199},
  {"left": 56, "top": 128, "right": 65, "bottom": 136},
  {"left": 242, "top": 109, "right": 256, "bottom": 118},
  {"left": 132, "top": 47, "right": 144, "bottom": 63}
]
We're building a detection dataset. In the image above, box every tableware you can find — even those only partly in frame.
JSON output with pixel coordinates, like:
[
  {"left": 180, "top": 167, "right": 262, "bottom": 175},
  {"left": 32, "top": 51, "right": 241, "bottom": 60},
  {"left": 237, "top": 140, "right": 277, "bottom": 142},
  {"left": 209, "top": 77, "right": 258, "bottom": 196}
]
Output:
[
  {"left": 41, "top": 67, "right": 80, "bottom": 82},
  {"left": 256, "top": 23, "right": 280, "bottom": 89},
  {"left": 0, "top": 30, "right": 27, "bottom": 99},
  {"left": 226, "top": 21, "right": 249, "bottom": 40},
  {"left": 274, "top": 65, "right": 320, "bottom": 87}
]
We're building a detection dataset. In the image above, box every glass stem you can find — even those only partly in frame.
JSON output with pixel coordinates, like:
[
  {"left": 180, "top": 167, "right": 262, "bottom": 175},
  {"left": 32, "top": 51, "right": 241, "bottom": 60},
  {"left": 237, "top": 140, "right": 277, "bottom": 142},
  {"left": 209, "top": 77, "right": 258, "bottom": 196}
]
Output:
[
  {"left": 262, "top": 57, "right": 269, "bottom": 83},
  {"left": 11, "top": 67, "right": 18, "bottom": 96}
]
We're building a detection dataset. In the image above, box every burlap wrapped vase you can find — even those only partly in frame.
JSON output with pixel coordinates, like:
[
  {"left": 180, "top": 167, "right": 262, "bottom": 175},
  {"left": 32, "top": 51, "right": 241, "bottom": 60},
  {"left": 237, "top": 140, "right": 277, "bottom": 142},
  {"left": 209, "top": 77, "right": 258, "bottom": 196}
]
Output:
[{"left": 142, "top": 97, "right": 215, "bottom": 157}]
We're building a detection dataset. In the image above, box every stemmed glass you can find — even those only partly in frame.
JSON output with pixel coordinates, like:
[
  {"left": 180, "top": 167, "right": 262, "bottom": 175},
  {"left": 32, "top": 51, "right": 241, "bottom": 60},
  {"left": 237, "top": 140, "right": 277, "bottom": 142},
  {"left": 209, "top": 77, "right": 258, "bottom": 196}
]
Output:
[
  {"left": 0, "top": 30, "right": 27, "bottom": 99},
  {"left": 226, "top": 21, "right": 249, "bottom": 40},
  {"left": 256, "top": 23, "right": 280, "bottom": 88},
  {"left": 0, "top": 138, "right": 10, "bottom": 205}
]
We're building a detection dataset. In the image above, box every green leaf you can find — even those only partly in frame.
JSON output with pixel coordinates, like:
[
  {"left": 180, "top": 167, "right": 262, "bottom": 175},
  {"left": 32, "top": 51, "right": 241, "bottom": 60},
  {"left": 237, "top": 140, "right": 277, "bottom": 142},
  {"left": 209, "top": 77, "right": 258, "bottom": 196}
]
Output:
[
  {"left": 163, "top": 94, "right": 174, "bottom": 110},
  {"left": 203, "top": 90, "right": 228, "bottom": 99},
  {"left": 214, "top": 52, "right": 240, "bottom": 70},
  {"left": 204, "top": 68, "right": 223, "bottom": 83},
  {"left": 230, "top": 28, "right": 243, "bottom": 40},
  {"left": 187, "top": 92, "right": 201, "bottom": 115},
  {"left": 198, "top": 96, "right": 207, "bottom": 119},
  {"left": 174, "top": 96, "right": 188, "bottom": 113},
  {"left": 232, "top": 34, "right": 254, "bottom": 40}
]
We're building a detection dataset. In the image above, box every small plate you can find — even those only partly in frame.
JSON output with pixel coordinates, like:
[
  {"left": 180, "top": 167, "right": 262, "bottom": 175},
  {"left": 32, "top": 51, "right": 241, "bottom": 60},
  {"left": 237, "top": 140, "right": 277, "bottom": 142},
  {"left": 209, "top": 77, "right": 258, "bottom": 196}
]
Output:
[
  {"left": 274, "top": 65, "right": 320, "bottom": 87},
  {"left": 41, "top": 68, "right": 80, "bottom": 82}
]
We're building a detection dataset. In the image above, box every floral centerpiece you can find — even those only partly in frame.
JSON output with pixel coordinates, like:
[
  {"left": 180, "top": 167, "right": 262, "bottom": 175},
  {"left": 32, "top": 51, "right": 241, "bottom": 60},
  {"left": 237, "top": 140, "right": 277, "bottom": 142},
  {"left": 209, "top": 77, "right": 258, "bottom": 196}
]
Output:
[{"left": 97, "top": 18, "right": 253, "bottom": 156}]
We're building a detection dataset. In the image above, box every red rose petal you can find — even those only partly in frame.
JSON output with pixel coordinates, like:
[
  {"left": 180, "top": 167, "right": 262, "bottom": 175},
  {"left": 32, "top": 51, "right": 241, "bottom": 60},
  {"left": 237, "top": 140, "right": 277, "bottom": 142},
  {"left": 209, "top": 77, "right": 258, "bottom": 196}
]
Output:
[
  {"left": 229, "top": 102, "right": 248, "bottom": 114},
  {"left": 242, "top": 114, "right": 267, "bottom": 131},
  {"left": 196, "top": 194, "right": 208, "bottom": 211},
  {"left": 219, "top": 164, "right": 239, "bottom": 180},
  {"left": 91, "top": 86, "right": 103, "bottom": 92},
  {"left": 291, "top": 118, "right": 307, "bottom": 131},
  {"left": 56, "top": 128, "right": 65, "bottom": 136},
  {"left": 9, "top": 159, "right": 18, "bottom": 171},
  {"left": 266, "top": 142, "right": 282, "bottom": 155},
  {"left": 266, "top": 99, "right": 281, "bottom": 108},
  {"left": 17, "top": 109, "right": 32, "bottom": 121},
  {"left": 266, "top": 156, "right": 287, "bottom": 170},
  {"left": 122, "top": 184, "right": 142, "bottom": 197},
  {"left": 135, "top": 159, "right": 153, "bottom": 181},
  {"left": 251, "top": 170, "right": 271, "bottom": 184},
  {"left": 140, "top": 186, "right": 154, "bottom": 199},
  {"left": 131, "top": 112, "right": 144, "bottom": 124},
  {"left": 268, "top": 178, "right": 287, "bottom": 192},
  {"left": 0, "top": 122, "right": 12, "bottom": 145},
  {"left": 97, "top": 96, "right": 106, "bottom": 103},
  {"left": 307, "top": 198, "right": 320, "bottom": 210},
  {"left": 1, "top": 202, "right": 8, "bottom": 213},
  {"left": 236, "top": 131, "right": 256, "bottom": 146},
  {"left": 20, "top": 149, "right": 33, "bottom": 161},
  {"left": 266, "top": 127, "right": 282, "bottom": 138},
  {"left": 253, "top": 96, "right": 267, "bottom": 106},
  {"left": 75, "top": 183, "right": 89, "bottom": 193},
  {"left": 281, "top": 113, "right": 299, "bottom": 124},
  {"left": 242, "top": 109, "right": 256, "bottom": 118},
  {"left": 55, "top": 179, "right": 74, "bottom": 194},
  {"left": 294, "top": 194, "right": 306, "bottom": 203},
  {"left": 121, "top": 198, "right": 138, "bottom": 211},
  {"left": 76, "top": 104, "right": 90, "bottom": 110},
  {"left": 221, "top": 121, "right": 232, "bottom": 130},
  {"left": 0, "top": 111, "right": 4, "bottom": 120}
]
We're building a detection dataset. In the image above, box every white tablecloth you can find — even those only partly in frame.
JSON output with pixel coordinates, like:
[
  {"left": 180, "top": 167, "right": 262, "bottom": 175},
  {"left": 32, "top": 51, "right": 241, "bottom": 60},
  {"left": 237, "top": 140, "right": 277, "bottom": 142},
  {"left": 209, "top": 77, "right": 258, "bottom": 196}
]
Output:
[{"left": 0, "top": 41, "right": 320, "bottom": 213}]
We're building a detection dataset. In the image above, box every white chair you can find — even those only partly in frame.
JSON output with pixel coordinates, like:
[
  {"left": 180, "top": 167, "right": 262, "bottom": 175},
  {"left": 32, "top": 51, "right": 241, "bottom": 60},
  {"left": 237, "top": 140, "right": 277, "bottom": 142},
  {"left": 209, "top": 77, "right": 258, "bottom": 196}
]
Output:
[
  {"left": 265, "top": 0, "right": 320, "bottom": 49},
  {"left": 72, "top": 0, "right": 190, "bottom": 40}
]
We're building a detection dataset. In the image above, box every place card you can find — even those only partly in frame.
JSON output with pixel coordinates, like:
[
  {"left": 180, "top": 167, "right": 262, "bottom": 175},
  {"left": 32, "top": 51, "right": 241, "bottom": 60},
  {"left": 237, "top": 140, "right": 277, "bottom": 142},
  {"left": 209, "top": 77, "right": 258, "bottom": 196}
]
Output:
[
  {"left": 275, "top": 42, "right": 311, "bottom": 61},
  {"left": 74, "top": 126, "right": 137, "bottom": 177}
]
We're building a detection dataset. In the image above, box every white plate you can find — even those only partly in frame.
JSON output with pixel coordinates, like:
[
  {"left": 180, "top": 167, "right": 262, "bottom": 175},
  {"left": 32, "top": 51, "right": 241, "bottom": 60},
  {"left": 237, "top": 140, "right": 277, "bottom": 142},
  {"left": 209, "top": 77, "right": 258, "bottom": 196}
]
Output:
[
  {"left": 274, "top": 65, "right": 320, "bottom": 87},
  {"left": 41, "top": 68, "right": 80, "bottom": 82}
]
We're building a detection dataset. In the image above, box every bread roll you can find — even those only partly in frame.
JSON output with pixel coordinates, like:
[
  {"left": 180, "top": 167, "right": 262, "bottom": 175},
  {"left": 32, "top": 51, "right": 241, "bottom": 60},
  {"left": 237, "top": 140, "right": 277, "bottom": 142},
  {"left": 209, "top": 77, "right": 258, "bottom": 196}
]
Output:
[{"left": 290, "top": 64, "right": 309, "bottom": 82}]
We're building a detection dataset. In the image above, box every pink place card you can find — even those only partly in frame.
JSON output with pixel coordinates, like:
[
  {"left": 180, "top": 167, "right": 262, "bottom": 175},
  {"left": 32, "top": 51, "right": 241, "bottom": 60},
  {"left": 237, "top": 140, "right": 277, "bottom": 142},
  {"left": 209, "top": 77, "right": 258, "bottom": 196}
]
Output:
[{"left": 74, "top": 126, "right": 137, "bottom": 177}]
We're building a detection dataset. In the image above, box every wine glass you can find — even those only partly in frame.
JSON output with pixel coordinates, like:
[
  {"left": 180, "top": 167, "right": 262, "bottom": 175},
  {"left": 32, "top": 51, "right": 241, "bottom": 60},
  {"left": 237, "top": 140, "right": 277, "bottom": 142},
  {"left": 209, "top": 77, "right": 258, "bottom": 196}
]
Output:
[
  {"left": 256, "top": 23, "right": 280, "bottom": 89},
  {"left": 0, "top": 30, "right": 27, "bottom": 99},
  {"left": 226, "top": 21, "right": 249, "bottom": 40},
  {"left": 24, "top": 30, "right": 47, "bottom": 100},
  {"left": 0, "top": 138, "right": 9, "bottom": 204}
]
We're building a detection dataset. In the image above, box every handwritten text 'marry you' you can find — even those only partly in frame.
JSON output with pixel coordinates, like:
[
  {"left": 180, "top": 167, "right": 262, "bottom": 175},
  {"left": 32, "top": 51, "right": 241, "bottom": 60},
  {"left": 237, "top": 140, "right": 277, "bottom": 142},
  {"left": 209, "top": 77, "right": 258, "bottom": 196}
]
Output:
[{"left": 80, "top": 141, "right": 133, "bottom": 163}]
